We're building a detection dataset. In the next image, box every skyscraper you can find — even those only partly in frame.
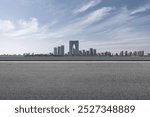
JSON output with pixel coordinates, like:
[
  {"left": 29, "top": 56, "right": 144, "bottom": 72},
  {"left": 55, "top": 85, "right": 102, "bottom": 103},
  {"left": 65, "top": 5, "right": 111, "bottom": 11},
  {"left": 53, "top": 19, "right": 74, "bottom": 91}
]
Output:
[
  {"left": 90, "top": 48, "right": 93, "bottom": 56},
  {"left": 86, "top": 50, "right": 90, "bottom": 56},
  {"left": 83, "top": 50, "right": 86, "bottom": 56},
  {"left": 58, "top": 46, "right": 61, "bottom": 56},
  {"left": 120, "top": 51, "right": 124, "bottom": 56},
  {"left": 93, "top": 49, "right": 97, "bottom": 56},
  {"left": 69, "top": 40, "right": 79, "bottom": 56},
  {"left": 56, "top": 45, "right": 65, "bottom": 56},
  {"left": 54, "top": 47, "right": 57, "bottom": 56},
  {"left": 60, "top": 45, "right": 64, "bottom": 56}
]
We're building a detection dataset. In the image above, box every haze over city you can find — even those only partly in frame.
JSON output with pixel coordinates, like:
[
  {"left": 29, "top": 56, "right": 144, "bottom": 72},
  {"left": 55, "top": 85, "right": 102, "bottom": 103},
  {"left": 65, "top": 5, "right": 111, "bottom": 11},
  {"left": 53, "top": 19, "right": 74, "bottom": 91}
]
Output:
[{"left": 0, "top": 0, "right": 150, "bottom": 54}]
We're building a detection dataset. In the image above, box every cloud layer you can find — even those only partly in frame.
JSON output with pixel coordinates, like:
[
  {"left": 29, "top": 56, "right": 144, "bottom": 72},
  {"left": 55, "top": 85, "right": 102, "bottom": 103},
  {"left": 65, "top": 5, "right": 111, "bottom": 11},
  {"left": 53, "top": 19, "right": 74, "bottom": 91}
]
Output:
[
  {"left": 74, "top": 0, "right": 103, "bottom": 14},
  {"left": 0, "top": 0, "right": 150, "bottom": 54}
]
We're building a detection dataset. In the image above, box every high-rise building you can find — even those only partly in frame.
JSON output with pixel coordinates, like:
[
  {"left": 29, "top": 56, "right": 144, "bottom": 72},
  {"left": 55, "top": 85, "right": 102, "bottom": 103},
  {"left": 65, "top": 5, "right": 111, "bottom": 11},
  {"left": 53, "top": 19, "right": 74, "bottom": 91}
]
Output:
[
  {"left": 125, "top": 51, "right": 128, "bottom": 56},
  {"left": 133, "top": 51, "right": 137, "bottom": 56},
  {"left": 90, "top": 48, "right": 93, "bottom": 56},
  {"left": 128, "top": 52, "right": 132, "bottom": 56},
  {"left": 83, "top": 50, "right": 86, "bottom": 56},
  {"left": 120, "top": 51, "right": 124, "bottom": 56},
  {"left": 60, "top": 45, "right": 64, "bottom": 56},
  {"left": 69, "top": 40, "right": 79, "bottom": 56},
  {"left": 138, "top": 51, "right": 144, "bottom": 56},
  {"left": 55, "top": 45, "right": 65, "bottom": 56},
  {"left": 93, "top": 49, "right": 97, "bottom": 56},
  {"left": 79, "top": 50, "right": 82, "bottom": 55},
  {"left": 54, "top": 47, "right": 57, "bottom": 56},
  {"left": 58, "top": 46, "right": 61, "bottom": 56},
  {"left": 86, "top": 51, "right": 90, "bottom": 56}
]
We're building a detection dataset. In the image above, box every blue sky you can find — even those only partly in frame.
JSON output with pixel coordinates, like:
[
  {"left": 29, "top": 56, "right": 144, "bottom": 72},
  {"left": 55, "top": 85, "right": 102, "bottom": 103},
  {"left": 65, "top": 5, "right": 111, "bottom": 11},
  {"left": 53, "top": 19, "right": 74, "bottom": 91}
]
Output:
[{"left": 0, "top": 0, "right": 150, "bottom": 54}]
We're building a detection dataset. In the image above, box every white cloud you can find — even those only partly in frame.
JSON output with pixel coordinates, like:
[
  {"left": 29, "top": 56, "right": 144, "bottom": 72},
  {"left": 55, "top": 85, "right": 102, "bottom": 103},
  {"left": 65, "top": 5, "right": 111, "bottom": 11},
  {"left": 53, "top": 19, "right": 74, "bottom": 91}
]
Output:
[
  {"left": 103, "top": 6, "right": 150, "bottom": 52},
  {"left": 0, "top": 20, "right": 15, "bottom": 32},
  {"left": 12, "top": 18, "right": 39, "bottom": 37},
  {"left": 54, "top": 7, "right": 114, "bottom": 38},
  {"left": 18, "top": 18, "right": 38, "bottom": 30},
  {"left": 0, "top": 17, "right": 62, "bottom": 43},
  {"left": 74, "top": 0, "right": 102, "bottom": 14},
  {"left": 88, "top": 7, "right": 133, "bottom": 34},
  {"left": 78, "top": 7, "right": 114, "bottom": 25},
  {"left": 71, "top": 7, "right": 150, "bottom": 53},
  {"left": 0, "top": 5, "right": 150, "bottom": 54},
  {"left": 0, "top": 18, "right": 42, "bottom": 40},
  {"left": 131, "top": 3, "right": 150, "bottom": 15}
]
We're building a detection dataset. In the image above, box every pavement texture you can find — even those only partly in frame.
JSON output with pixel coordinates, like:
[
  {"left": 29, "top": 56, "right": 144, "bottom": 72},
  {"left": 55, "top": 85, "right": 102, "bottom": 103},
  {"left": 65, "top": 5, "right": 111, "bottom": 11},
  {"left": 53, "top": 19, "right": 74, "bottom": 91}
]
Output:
[{"left": 0, "top": 61, "right": 150, "bottom": 100}]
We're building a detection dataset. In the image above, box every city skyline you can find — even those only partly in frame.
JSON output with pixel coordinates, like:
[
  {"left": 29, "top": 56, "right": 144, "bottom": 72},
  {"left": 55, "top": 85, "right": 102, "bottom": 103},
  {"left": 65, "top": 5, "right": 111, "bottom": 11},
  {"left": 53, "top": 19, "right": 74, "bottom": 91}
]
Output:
[
  {"left": 0, "top": 0, "right": 150, "bottom": 54},
  {"left": 22, "top": 40, "right": 146, "bottom": 56},
  {"left": 0, "top": 39, "right": 147, "bottom": 56},
  {"left": 52, "top": 40, "right": 145, "bottom": 56}
]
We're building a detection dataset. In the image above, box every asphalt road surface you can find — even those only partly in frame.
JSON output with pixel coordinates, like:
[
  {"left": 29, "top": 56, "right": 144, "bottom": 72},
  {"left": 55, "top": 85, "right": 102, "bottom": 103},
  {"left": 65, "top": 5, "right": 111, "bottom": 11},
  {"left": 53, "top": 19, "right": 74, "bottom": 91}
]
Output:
[{"left": 0, "top": 61, "right": 150, "bottom": 100}]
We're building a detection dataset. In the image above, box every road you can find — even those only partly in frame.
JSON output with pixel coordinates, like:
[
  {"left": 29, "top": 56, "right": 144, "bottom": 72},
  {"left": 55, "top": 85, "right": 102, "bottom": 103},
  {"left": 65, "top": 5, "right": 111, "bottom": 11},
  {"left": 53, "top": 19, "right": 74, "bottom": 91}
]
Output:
[{"left": 0, "top": 61, "right": 150, "bottom": 100}]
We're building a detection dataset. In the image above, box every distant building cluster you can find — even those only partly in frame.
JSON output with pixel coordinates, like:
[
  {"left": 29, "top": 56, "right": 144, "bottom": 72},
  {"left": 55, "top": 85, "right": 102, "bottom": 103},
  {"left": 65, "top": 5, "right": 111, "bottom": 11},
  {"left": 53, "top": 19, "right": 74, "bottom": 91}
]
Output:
[
  {"left": 78, "top": 48, "right": 97, "bottom": 56},
  {"left": 0, "top": 40, "right": 149, "bottom": 57},
  {"left": 54, "top": 45, "right": 64, "bottom": 56},
  {"left": 53, "top": 41, "right": 97, "bottom": 56},
  {"left": 117, "top": 51, "right": 145, "bottom": 57},
  {"left": 52, "top": 40, "right": 146, "bottom": 57}
]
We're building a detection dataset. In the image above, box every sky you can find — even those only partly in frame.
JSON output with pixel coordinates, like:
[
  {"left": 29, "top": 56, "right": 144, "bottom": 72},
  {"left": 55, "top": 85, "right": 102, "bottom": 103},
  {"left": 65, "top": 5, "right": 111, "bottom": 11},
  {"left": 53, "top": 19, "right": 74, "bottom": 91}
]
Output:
[{"left": 0, "top": 0, "right": 150, "bottom": 54}]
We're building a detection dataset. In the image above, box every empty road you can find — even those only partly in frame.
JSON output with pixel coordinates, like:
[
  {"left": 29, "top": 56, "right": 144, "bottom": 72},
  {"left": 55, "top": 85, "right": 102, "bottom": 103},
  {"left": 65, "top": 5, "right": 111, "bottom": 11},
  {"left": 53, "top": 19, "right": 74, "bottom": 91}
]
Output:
[{"left": 0, "top": 61, "right": 150, "bottom": 100}]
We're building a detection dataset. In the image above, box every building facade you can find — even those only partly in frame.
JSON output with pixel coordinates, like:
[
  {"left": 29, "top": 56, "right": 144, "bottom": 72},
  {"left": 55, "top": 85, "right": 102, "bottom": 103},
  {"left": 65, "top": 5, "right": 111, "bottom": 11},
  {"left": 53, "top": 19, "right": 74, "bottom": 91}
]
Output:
[
  {"left": 54, "top": 47, "right": 57, "bottom": 56},
  {"left": 69, "top": 41, "right": 79, "bottom": 56}
]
